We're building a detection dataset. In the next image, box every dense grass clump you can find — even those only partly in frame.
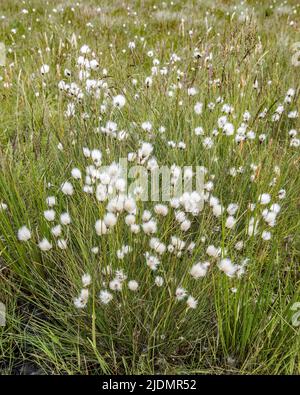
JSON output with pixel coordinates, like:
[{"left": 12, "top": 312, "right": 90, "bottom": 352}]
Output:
[{"left": 0, "top": 0, "right": 300, "bottom": 374}]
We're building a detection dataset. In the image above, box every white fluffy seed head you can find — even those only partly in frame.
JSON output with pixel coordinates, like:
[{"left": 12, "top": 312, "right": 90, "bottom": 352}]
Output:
[
  {"left": 61, "top": 181, "right": 74, "bottom": 196},
  {"left": 248, "top": 218, "right": 259, "bottom": 235},
  {"left": 154, "top": 204, "right": 168, "bottom": 216},
  {"left": 83, "top": 147, "right": 91, "bottom": 157},
  {"left": 38, "top": 238, "right": 52, "bottom": 251},
  {"left": 0, "top": 202, "right": 7, "bottom": 210},
  {"left": 225, "top": 216, "right": 236, "bottom": 229},
  {"left": 124, "top": 197, "right": 136, "bottom": 213},
  {"left": 262, "top": 230, "right": 272, "bottom": 240},
  {"left": 175, "top": 210, "right": 186, "bottom": 223},
  {"left": 91, "top": 149, "right": 102, "bottom": 164},
  {"left": 264, "top": 211, "right": 277, "bottom": 226},
  {"left": 209, "top": 196, "right": 219, "bottom": 207},
  {"left": 104, "top": 212, "right": 117, "bottom": 228},
  {"left": 259, "top": 193, "right": 271, "bottom": 205},
  {"left": 91, "top": 247, "right": 99, "bottom": 254},
  {"left": 142, "top": 220, "right": 157, "bottom": 234},
  {"left": 60, "top": 212, "right": 71, "bottom": 225},
  {"left": 109, "top": 278, "right": 122, "bottom": 291},
  {"left": 270, "top": 203, "right": 281, "bottom": 214},
  {"left": 74, "top": 288, "right": 89, "bottom": 309},
  {"left": 194, "top": 102, "right": 203, "bottom": 115},
  {"left": 223, "top": 122, "right": 234, "bottom": 136},
  {"left": 171, "top": 236, "right": 185, "bottom": 250},
  {"left": 227, "top": 203, "right": 239, "bottom": 215},
  {"left": 17, "top": 226, "right": 31, "bottom": 241},
  {"left": 154, "top": 276, "right": 164, "bottom": 287},
  {"left": 145, "top": 253, "right": 160, "bottom": 270},
  {"left": 170, "top": 198, "right": 180, "bottom": 208},
  {"left": 125, "top": 214, "right": 135, "bottom": 225},
  {"left": 149, "top": 238, "right": 166, "bottom": 255},
  {"left": 235, "top": 241, "right": 244, "bottom": 251},
  {"left": 57, "top": 239, "right": 67, "bottom": 250},
  {"left": 128, "top": 280, "right": 139, "bottom": 291},
  {"left": 99, "top": 171, "right": 109, "bottom": 184},
  {"left": 218, "top": 258, "right": 237, "bottom": 277},
  {"left": 90, "top": 59, "right": 99, "bottom": 70},
  {"left": 175, "top": 287, "right": 187, "bottom": 301},
  {"left": 130, "top": 224, "right": 140, "bottom": 234},
  {"left": 71, "top": 168, "right": 82, "bottom": 179},
  {"left": 115, "top": 178, "right": 126, "bottom": 192},
  {"left": 46, "top": 196, "right": 56, "bottom": 207},
  {"left": 44, "top": 210, "right": 55, "bottom": 222},
  {"left": 138, "top": 142, "right": 153, "bottom": 158},
  {"left": 190, "top": 262, "right": 209, "bottom": 279},
  {"left": 113, "top": 94, "right": 126, "bottom": 108},
  {"left": 180, "top": 219, "right": 191, "bottom": 231},
  {"left": 187, "top": 242, "right": 196, "bottom": 252},
  {"left": 95, "top": 220, "right": 107, "bottom": 235},
  {"left": 99, "top": 290, "right": 113, "bottom": 304},
  {"left": 40, "top": 64, "right": 49, "bottom": 75},
  {"left": 82, "top": 273, "right": 91, "bottom": 287},
  {"left": 187, "top": 295, "right": 198, "bottom": 309},
  {"left": 206, "top": 245, "right": 220, "bottom": 258},
  {"left": 51, "top": 225, "right": 62, "bottom": 237},
  {"left": 213, "top": 204, "right": 223, "bottom": 217},
  {"left": 96, "top": 184, "right": 107, "bottom": 202},
  {"left": 142, "top": 210, "right": 152, "bottom": 222}
]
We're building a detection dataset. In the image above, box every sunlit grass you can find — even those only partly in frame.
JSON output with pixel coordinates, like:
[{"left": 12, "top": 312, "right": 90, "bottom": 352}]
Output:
[{"left": 0, "top": 0, "right": 300, "bottom": 375}]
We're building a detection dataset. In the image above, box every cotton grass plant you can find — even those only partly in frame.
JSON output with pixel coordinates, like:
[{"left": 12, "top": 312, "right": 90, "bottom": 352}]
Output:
[{"left": 0, "top": 0, "right": 300, "bottom": 375}]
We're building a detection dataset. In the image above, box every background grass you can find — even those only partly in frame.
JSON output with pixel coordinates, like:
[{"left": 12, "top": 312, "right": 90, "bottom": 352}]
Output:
[{"left": 0, "top": 0, "right": 300, "bottom": 374}]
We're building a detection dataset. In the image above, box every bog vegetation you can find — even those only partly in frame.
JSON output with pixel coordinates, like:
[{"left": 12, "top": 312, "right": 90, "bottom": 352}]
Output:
[{"left": 0, "top": 0, "right": 300, "bottom": 374}]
